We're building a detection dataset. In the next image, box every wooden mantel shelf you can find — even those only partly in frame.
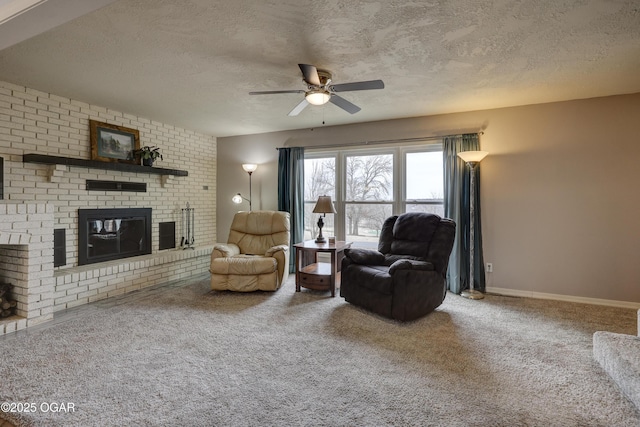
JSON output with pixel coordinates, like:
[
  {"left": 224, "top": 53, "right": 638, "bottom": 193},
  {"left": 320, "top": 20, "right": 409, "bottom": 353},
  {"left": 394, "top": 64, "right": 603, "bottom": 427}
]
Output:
[{"left": 22, "top": 154, "right": 188, "bottom": 176}]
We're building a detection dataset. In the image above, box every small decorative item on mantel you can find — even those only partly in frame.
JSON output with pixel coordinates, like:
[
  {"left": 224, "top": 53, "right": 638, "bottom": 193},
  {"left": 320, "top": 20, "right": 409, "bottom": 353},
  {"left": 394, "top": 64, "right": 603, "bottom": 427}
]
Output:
[{"left": 133, "top": 146, "right": 163, "bottom": 167}]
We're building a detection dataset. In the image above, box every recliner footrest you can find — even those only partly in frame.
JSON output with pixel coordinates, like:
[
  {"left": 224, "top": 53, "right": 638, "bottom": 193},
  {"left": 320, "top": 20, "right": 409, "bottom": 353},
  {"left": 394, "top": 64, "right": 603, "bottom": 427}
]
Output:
[{"left": 210, "top": 256, "right": 276, "bottom": 275}]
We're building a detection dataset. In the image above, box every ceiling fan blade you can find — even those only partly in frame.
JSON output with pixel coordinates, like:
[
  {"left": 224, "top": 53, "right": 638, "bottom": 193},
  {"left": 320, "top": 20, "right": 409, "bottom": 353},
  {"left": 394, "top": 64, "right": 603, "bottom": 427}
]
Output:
[
  {"left": 329, "top": 94, "right": 361, "bottom": 114},
  {"left": 331, "top": 80, "right": 385, "bottom": 92},
  {"left": 288, "top": 99, "right": 309, "bottom": 116},
  {"left": 298, "top": 64, "right": 321, "bottom": 86},
  {"left": 249, "top": 90, "right": 305, "bottom": 95}
]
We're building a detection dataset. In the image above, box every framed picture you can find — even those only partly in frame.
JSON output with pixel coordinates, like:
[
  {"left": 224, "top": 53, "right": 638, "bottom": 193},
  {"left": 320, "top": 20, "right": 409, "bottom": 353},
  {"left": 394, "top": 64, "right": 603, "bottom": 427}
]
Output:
[{"left": 90, "top": 120, "right": 140, "bottom": 164}]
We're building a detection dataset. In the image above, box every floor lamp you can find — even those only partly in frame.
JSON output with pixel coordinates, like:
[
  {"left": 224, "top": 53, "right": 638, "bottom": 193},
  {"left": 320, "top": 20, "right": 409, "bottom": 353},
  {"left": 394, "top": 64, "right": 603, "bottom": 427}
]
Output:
[
  {"left": 457, "top": 150, "right": 488, "bottom": 300},
  {"left": 232, "top": 163, "right": 257, "bottom": 211}
]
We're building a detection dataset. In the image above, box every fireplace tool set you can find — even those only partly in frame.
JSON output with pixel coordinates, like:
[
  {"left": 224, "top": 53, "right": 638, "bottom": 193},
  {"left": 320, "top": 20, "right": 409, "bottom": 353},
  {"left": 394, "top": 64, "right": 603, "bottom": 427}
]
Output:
[{"left": 181, "top": 202, "right": 195, "bottom": 250}]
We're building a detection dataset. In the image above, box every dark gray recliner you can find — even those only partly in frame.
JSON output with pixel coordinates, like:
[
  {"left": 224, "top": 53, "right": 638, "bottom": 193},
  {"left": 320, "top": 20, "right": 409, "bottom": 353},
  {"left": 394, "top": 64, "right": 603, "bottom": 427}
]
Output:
[{"left": 340, "top": 212, "right": 456, "bottom": 321}]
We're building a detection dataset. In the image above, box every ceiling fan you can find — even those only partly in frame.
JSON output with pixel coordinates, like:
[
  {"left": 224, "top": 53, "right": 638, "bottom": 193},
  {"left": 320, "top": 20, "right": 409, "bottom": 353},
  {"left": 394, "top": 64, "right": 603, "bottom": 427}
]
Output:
[{"left": 249, "top": 64, "right": 384, "bottom": 116}]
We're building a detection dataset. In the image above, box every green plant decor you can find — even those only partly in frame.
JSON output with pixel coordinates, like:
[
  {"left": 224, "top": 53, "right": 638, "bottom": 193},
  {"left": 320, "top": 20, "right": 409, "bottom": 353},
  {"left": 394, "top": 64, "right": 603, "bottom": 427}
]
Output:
[{"left": 133, "top": 146, "right": 163, "bottom": 166}]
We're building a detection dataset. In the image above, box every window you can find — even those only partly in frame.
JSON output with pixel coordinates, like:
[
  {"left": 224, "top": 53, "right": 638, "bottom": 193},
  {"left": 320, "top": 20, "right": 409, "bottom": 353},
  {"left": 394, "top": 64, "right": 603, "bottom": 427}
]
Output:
[
  {"left": 304, "top": 157, "right": 335, "bottom": 241},
  {"left": 404, "top": 150, "right": 444, "bottom": 216},
  {"left": 304, "top": 143, "right": 442, "bottom": 247},
  {"left": 345, "top": 153, "right": 393, "bottom": 247}
]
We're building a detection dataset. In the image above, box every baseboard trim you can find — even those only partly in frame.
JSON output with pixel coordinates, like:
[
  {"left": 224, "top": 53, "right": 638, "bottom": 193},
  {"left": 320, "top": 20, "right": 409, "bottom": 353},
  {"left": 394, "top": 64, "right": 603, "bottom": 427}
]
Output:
[{"left": 486, "top": 287, "right": 640, "bottom": 310}]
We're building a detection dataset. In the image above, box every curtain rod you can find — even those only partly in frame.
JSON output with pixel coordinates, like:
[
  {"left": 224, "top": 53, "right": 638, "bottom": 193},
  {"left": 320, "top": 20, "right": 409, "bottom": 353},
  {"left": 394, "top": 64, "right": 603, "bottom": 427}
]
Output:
[{"left": 275, "top": 132, "right": 483, "bottom": 151}]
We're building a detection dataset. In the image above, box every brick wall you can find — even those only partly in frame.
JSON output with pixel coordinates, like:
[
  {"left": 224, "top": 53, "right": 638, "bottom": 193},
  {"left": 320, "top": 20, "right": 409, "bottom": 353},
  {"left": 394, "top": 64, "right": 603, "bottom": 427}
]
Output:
[
  {"left": 0, "top": 202, "right": 55, "bottom": 334},
  {"left": 0, "top": 81, "right": 217, "bottom": 330},
  {"left": 0, "top": 80, "right": 217, "bottom": 267}
]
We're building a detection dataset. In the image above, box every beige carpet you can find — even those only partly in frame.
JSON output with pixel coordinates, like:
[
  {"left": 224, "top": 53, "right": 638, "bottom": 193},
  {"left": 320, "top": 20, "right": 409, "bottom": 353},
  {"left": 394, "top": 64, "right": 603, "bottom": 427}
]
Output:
[{"left": 0, "top": 275, "right": 639, "bottom": 426}]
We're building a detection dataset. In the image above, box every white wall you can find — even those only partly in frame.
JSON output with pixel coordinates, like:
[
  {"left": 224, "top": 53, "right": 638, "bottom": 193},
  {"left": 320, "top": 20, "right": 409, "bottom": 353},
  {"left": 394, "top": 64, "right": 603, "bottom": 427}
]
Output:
[{"left": 218, "top": 92, "right": 640, "bottom": 305}]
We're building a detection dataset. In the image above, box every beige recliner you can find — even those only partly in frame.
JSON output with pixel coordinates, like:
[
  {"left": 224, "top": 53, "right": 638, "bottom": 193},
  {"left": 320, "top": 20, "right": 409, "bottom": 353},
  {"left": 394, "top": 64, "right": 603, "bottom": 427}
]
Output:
[{"left": 210, "top": 210, "right": 290, "bottom": 292}]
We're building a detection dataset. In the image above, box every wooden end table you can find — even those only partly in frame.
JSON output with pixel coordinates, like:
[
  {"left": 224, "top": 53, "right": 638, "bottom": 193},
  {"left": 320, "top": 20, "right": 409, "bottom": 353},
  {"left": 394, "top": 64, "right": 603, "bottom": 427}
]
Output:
[{"left": 294, "top": 240, "right": 352, "bottom": 297}]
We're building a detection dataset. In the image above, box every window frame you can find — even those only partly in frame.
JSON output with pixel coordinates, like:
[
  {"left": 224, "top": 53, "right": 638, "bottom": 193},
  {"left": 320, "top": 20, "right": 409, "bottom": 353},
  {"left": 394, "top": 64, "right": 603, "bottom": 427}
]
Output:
[
  {"left": 401, "top": 145, "right": 445, "bottom": 213},
  {"left": 304, "top": 142, "right": 443, "bottom": 244}
]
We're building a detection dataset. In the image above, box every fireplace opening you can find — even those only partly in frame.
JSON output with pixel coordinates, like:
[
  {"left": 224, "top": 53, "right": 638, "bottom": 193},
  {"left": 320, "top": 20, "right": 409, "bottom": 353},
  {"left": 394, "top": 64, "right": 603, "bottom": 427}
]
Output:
[{"left": 78, "top": 208, "right": 152, "bottom": 265}]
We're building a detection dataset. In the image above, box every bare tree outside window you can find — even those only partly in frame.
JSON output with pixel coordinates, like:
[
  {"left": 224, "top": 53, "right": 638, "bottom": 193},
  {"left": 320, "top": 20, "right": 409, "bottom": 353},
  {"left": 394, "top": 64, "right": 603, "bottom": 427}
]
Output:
[
  {"left": 304, "top": 158, "right": 335, "bottom": 240},
  {"left": 303, "top": 145, "right": 443, "bottom": 247},
  {"left": 345, "top": 154, "right": 392, "bottom": 244},
  {"left": 345, "top": 155, "right": 393, "bottom": 201},
  {"left": 305, "top": 158, "right": 335, "bottom": 201}
]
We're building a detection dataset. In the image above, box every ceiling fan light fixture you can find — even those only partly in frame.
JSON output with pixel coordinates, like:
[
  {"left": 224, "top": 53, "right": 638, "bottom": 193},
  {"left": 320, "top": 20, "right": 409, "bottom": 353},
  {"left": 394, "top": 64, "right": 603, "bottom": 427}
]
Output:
[
  {"left": 305, "top": 90, "right": 331, "bottom": 106},
  {"left": 250, "top": 64, "right": 384, "bottom": 116}
]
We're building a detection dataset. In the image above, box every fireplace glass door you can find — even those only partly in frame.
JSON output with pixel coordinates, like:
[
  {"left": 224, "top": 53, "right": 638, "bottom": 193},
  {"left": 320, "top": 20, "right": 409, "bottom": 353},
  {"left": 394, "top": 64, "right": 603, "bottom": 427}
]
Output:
[{"left": 79, "top": 208, "right": 152, "bottom": 265}]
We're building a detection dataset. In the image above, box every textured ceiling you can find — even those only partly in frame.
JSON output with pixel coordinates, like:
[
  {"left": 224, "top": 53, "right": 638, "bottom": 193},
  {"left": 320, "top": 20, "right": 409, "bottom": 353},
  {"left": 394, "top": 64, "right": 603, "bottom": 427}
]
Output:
[{"left": 0, "top": 0, "right": 639, "bottom": 137}]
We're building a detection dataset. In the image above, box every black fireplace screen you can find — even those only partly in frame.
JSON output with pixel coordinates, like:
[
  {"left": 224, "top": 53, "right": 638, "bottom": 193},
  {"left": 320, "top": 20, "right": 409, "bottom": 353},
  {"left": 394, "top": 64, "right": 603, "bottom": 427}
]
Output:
[{"left": 78, "top": 208, "right": 152, "bottom": 265}]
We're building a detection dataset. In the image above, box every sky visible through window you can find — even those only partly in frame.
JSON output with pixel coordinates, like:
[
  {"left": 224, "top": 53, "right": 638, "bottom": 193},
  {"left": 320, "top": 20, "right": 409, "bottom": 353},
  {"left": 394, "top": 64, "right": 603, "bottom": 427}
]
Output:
[{"left": 406, "top": 151, "right": 443, "bottom": 200}]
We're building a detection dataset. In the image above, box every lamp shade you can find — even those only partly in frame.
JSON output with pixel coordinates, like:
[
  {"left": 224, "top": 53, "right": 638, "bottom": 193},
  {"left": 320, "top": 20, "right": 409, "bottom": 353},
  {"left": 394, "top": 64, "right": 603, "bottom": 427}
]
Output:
[
  {"left": 232, "top": 193, "right": 243, "bottom": 204},
  {"left": 312, "top": 195, "right": 337, "bottom": 214},
  {"left": 305, "top": 90, "right": 331, "bottom": 106},
  {"left": 457, "top": 151, "right": 488, "bottom": 164},
  {"left": 242, "top": 163, "right": 258, "bottom": 173}
]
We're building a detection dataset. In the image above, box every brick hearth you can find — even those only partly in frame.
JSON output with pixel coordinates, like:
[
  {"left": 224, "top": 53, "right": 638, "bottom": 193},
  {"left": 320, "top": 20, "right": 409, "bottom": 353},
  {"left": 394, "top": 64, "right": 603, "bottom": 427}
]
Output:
[{"left": 0, "top": 202, "right": 213, "bottom": 336}]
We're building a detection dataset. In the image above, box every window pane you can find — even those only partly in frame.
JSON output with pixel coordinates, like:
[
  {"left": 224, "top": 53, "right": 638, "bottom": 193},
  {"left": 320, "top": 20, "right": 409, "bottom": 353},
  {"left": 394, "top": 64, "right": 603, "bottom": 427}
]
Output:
[
  {"left": 346, "top": 154, "right": 393, "bottom": 201},
  {"left": 345, "top": 203, "right": 392, "bottom": 248},
  {"left": 304, "top": 158, "right": 335, "bottom": 201},
  {"left": 405, "top": 203, "right": 444, "bottom": 216},
  {"left": 406, "top": 151, "right": 443, "bottom": 200},
  {"left": 304, "top": 157, "right": 336, "bottom": 241}
]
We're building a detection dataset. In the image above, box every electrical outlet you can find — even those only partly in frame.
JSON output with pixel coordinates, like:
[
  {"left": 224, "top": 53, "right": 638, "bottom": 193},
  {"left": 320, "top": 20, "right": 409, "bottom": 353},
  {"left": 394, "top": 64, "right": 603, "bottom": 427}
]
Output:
[{"left": 486, "top": 263, "right": 493, "bottom": 273}]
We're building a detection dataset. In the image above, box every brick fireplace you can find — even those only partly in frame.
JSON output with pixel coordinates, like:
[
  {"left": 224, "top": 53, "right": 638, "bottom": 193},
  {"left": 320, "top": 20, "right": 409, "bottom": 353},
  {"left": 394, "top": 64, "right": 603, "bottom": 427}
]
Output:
[
  {"left": 0, "top": 200, "right": 214, "bottom": 336},
  {"left": 1, "top": 79, "right": 216, "bottom": 260},
  {"left": 0, "top": 80, "right": 218, "bottom": 336},
  {"left": 0, "top": 202, "right": 55, "bottom": 334}
]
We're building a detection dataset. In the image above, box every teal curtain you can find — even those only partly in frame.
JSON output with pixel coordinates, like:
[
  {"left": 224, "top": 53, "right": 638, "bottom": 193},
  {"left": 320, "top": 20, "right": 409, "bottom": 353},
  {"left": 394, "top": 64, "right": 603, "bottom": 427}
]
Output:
[
  {"left": 443, "top": 134, "right": 486, "bottom": 294},
  {"left": 278, "top": 147, "right": 305, "bottom": 273}
]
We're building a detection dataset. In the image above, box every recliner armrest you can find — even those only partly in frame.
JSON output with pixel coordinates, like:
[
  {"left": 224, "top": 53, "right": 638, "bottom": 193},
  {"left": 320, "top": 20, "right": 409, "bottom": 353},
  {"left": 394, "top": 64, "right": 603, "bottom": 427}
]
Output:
[
  {"left": 265, "top": 244, "right": 289, "bottom": 257},
  {"left": 388, "top": 259, "right": 434, "bottom": 274},
  {"left": 212, "top": 243, "right": 240, "bottom": 257},
  {"left": 344, "top": 248, "right": 385, "bottom": 265}
]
